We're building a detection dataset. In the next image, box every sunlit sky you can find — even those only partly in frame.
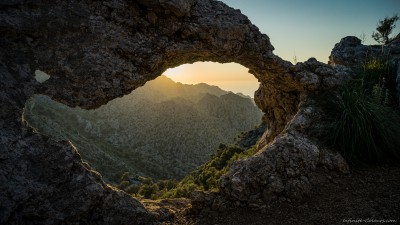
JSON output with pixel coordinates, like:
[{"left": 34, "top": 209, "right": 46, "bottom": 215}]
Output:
[{"left": 165, "top": 0, "right": 400, "bottom": 96}]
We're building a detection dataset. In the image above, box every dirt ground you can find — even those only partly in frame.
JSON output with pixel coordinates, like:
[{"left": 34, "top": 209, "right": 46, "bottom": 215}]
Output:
[{"left": 142, "top": 165, "right": 400, "bottom": 225}]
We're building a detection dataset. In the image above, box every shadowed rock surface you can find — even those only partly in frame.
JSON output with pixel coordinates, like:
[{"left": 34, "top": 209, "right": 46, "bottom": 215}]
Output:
[
  {"left": 329, "top": 35, "right": 400, "bottom": 103},
  {"left": 329, "top": 36, "right": 400, "bottom": 67},
  {"left": 1, "top": 0, "right": 354, "bottom": 224},
  {"left": 0, "top": 59, "right": 157, "bottom": 224}
]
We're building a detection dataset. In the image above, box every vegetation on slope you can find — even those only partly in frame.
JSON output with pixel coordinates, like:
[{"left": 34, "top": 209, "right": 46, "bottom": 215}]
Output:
[
  {"left": 24, "top": 75, "right": 263, "bottom": 182},
  {"left": 116, "top": 123, "right": 266, "bottom": 199},
  {"left": 116, "top": 59, "right": 400, "bottom": 200}
]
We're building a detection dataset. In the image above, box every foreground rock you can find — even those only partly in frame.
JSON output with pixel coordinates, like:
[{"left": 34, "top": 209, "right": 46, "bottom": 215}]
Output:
[
  {"left": 219, "top": 98, "right": 349, "bottom": 210},
  {"left": 179, "top": 165, "right": 400, "bottom": 225},
  {"left": 1, "top": 0, "right": 354, "bottom": 223},
  {"left": 0, "top": 62, "right": 157, "bottom": 224}
]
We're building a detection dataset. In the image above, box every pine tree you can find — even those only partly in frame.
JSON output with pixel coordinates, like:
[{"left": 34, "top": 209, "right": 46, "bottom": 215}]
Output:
[{"left": 372, "top": 15, "right": 399, "bottom": 44}]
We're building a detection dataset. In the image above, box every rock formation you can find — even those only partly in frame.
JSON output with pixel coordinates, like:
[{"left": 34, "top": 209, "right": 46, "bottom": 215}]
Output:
[
  {"left": 217, "top": 58, "right": 351, "bottom": 210},
  {"left": 1, "top": 0, "right": 353, "bottom": 223},
  {"left": 329, "top": 36, "right": 400, "bottom": 67},
  {"left": 329, "top": 36, "right": 400, "bottom": 103}
]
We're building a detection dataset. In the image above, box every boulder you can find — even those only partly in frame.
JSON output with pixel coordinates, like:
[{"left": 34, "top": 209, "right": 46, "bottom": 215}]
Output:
[{"left": 329, "top": 35, "right": 400, "bottom": 107}]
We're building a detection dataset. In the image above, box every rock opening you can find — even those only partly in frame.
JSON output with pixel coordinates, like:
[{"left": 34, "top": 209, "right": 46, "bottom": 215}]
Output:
[{"left": 1, "top": 0, "right": 353, "bottom": 224}]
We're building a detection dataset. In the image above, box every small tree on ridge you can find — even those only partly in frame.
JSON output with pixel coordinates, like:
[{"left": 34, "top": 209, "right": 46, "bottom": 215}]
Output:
[{"left": 372, "top": 15, "right": 399, "bottom": 44}]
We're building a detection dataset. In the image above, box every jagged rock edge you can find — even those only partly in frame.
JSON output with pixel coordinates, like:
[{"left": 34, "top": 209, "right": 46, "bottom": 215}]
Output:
[{"left": 2, "top": 1, "right": 387, "bottom": 224}]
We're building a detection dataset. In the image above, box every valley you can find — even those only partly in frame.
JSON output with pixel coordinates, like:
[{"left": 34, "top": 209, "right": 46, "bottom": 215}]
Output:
[{"left": 24, "top": 75, "right": 263, "bottom": 182}]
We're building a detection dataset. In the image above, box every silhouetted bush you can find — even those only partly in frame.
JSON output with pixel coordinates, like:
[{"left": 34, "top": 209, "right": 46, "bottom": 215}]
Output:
[
  {"left": 317, "top": 57, "right": 400, "bottom": 163},
  {"left": 372, "top": 15, "right": 399, "bottom": 44}
]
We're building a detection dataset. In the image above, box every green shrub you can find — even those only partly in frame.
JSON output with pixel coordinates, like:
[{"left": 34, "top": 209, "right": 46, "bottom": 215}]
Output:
[
  {"left": 321, "top": 86, "right": 400, "bottom": 162},
  {"left": 139, "top": 183, "right": 159, "bottom": 199},
  {"left": 125, "top": 184, "right": 140, "bottom": 195},
  {"left": 124, "top": 125, "right": 264, "bottom": 200},
  {"left": 158, "top": 143, "right": 259, "bottom": 199},
  {"left": 361, "top": 58, "right": 397, "bottom": 103},
  {"left": 317, "top": 57, "right": 400, "bottom": 163}
]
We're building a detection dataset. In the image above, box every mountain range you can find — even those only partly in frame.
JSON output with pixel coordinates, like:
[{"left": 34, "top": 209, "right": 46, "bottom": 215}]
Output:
[{"left": 24, "top": 75, "right": 263, "bottom": 181}]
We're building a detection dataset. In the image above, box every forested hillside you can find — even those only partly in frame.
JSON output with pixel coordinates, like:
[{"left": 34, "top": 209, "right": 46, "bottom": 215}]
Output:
[{"left": 24, "top": 76, "right": 263, "bottom": 181}]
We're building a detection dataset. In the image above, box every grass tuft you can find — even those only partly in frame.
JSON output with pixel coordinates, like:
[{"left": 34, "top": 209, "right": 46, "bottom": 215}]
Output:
[{"left": 317, "top": 57, "right": 400, "bottom": 164}]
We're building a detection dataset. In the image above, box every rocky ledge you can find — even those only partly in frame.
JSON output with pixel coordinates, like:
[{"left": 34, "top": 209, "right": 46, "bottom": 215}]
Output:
[{"left": 0, "top": 0, "right": 378, "bottom": 224}]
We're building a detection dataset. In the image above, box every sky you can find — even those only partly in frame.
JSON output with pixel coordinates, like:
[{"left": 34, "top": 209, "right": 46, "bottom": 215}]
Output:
[{"left": 164, "top": 0, "right": 400, "bottom": 96}]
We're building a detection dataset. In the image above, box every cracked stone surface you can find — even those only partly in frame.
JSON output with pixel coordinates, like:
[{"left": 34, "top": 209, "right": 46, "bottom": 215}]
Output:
[
  {"left": 1, "top": 0, "right": 353, "bottom": 223},
  {"left": 218, "top": 100, "right": 350, "bottom": 210}
]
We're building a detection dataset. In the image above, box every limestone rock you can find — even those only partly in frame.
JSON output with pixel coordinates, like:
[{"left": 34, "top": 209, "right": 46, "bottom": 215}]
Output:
[
  {"left": 220, "top": 103, "right": 350, "bottom": 206},
  {"left": 190, "top": 190, "right": 230, "bottom": 213},
  {"left": 0, "top": 64, "right": 157, "bottom": 225},
  {"left": 0, "top": 0, "right": 355, "bottom": 222},
  {"left": 329, "top": 36, "right": 400, "bottom": 67},
  {"left": 329, "top": 35, "right": 400, "bottom": 107}
]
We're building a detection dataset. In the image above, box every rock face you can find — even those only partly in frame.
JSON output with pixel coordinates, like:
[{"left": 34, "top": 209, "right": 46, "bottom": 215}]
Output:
[
  {"left": 329, "top": 35, "right": 400, "bottom": 103},
  {"left": 218, "top": 59, "right": 351, "bottom": 209},
  {"left": 1, "top": 0, "right": 353, "bottom": 223},
  {"left": 0, "top": 61, "right": 157, "bottom": 224},
  {"left": 219, "top": 102, "right": 349, "bottom": 209},
  {"left": 329, "top": 36, "right": 400, "bottom": 67}
]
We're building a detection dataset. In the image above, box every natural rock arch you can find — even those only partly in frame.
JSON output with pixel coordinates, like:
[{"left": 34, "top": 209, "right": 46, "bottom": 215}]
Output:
[
  {"left": 1, "top": 0, "right": 351, "bottom": 223},
  {"left": 2, "top": 0, "right": 303, "bottom": 134}
]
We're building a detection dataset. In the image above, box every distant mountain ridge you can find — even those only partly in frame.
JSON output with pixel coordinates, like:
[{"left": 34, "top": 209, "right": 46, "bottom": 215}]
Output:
[
  {"left": 24, "top": 75, "right": 263, "bottom": 181},
  {"left": 122, "top": 75, "right": 243, "bottom": 103}
]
